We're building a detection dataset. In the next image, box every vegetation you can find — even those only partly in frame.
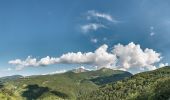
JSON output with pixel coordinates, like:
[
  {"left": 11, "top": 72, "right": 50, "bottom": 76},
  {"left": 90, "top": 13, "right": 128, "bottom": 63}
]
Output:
[
  {"left": 0, "top": 82, "right": 22, "bottom": 100},
  {"left": 0, "top": 68, "right": 131, "bottom": 100},
  {"left": 0, "top": 75, "right": 23, "bottom": 83},
  {"left": 2, "top": 67, "right": 170, "bottom": 100},
  {"left": 80, "top": 66, "right": 170, "bottom": 100}
]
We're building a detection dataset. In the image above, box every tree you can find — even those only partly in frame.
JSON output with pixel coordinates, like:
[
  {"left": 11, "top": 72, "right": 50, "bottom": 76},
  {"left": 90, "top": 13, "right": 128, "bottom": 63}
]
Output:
[{"left": 0, "top": 81, "right": 3, "bottom": 89}]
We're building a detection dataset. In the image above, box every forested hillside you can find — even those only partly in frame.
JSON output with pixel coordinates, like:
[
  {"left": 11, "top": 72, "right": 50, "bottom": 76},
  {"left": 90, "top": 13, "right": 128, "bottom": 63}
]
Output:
[{"left": 80, "top": 66, "right": 170, "bottom": 100}]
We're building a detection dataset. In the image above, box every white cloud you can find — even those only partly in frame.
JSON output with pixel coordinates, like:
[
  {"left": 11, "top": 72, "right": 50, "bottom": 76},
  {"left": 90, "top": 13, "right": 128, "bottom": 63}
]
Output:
[
  {"left": 58, "top": 44, "right": 117, "bottom": 69},
  {"left": 74, "top": 66, "right": 93, "bottom": 71},
  {"left": 9, "top": 44, "right": 117, "bottom": 70},
  {"left": 91, "top": 38, "right": 98, "bottom": 43},
  {"left": 81, "top": 23, "right": 105, "bottom": 33},
  {"left": 79, "top": 66, "right": 85, "bottom": 69},
  {"left": 113, "top": 42, "right": 161, "bottom": 71},
  {"left": 80, "top": 10, "right": 119, "bottom": 33},
  {"left": 150, "top": 32, "right": 155, "bottom": 36},
  {"left": 38, "top": 56, "right": 58, "bottom": 66},
  {"left": 87, "top": 10, "right": 118, "bottom": 23},
  {"left": 159, "top": 63, "right": 169, "bottom": 68},
  {"left": 9, "top": 56, "right": 38, "bottom": 70},
  {"left": 42, "top": 69, "right": 67, "bottom": 75},
  {"left": 9, "top": 42, "right": 163, "bottom": 73},
  {"left": 150, "top": 26, "right": 155, "bottom": 36}
]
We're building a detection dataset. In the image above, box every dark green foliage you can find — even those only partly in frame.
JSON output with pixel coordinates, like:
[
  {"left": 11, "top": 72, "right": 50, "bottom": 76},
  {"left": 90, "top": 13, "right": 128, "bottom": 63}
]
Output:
[
  {"left": 22, "top": 84, "right": 69, "bottom": 100},
  {"left": 151, "top": 79, "right": 170, "bottom": 100},
  {"left": 22, "top": 84, "right": 49, "bottom": 100},
  {"left": 50, "top": 90, "right": 69, "bottom": 99},
  {"left": 90, "top": 72, "right": 132, "bottom": 85},
  {"left": 0, "top": 81, "right": 3, "bottom": 89},
  {"left": 80, "top": 66, "right": 170, "bottom": 100}
]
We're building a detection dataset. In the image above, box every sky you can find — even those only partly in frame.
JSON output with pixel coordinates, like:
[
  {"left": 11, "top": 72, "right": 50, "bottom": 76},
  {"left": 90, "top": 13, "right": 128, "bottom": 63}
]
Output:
[{"left": 0, "top": 0, "right": 170, "bottom": 77}]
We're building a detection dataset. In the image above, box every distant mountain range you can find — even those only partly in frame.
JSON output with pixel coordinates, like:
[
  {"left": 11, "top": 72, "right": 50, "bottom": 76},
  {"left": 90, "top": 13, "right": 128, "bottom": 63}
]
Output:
[
  {"left": 0, "top": 67, "right": 170, "bottom": 100},
  {"left": 0, "top": 75, "right": 23, "bottom": 83}
]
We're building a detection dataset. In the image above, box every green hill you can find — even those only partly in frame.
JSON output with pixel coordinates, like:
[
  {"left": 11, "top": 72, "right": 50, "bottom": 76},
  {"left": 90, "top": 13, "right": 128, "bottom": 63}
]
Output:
[
  {"left": 0, "top": 75, "right": 23, "bottom": 83},
  {"left": 0, "top": 68, "right": 131, "bottom": 100},
  {"left": 80, "top": 66, "right": 170, "bottom": 100}
]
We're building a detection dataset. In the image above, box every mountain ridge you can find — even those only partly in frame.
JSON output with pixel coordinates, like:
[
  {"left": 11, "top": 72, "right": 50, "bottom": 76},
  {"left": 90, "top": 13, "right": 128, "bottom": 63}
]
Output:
[{"left": 0, "top": 75, "right": 23, "bottom": 83}]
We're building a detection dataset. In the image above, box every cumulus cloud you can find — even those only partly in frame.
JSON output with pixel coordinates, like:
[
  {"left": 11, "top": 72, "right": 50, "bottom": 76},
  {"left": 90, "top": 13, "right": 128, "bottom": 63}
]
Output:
[
  {"left": 113, "top": 42, "right": 161, "bottom": 71},
  {"left": 74, "top": 66, "right": 93, "bottom": 71},
  {"left": 81, "top": 23, "right": 106, "bottom": 33},
  {"left": 8, "top": 56, "right": 57, "bottom": 70},
  {"left": 87, "top": 10, "right": 118, "bottom": 23},
  {"left": 9, "top": 42, "right": 163, "bottom": 73},
  {"left": 9, "top": 56, "right": 38, "bottom": 70},
  {"left": 9, "top": 44, "right": 117, "bottom": 70},
  {"left": 159, "top": 63, "right": 169, "bottom": 68},
  {"left": 57, "top": 44, "right": 117, "bottom": 69}
]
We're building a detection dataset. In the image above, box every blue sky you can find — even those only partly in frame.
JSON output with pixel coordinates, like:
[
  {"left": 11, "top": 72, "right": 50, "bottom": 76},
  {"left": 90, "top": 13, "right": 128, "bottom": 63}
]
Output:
[{"left": 0, "top": 0, "right": 170, "bottom": 77}]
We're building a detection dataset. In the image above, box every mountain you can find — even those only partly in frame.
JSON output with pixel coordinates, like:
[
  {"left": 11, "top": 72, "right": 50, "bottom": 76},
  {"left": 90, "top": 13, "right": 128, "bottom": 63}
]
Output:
[
  {"left": 0, "top": 68, "right": 132, "bottom": 100},
  {"left": 71, "top": 66, "right": 89, "bottom": 73},
  {"left": 0, "top": 75, "right": 23, "bottom": 83},
  {"left": 80, "top": 66, "right": 170, "bottom": 100}
]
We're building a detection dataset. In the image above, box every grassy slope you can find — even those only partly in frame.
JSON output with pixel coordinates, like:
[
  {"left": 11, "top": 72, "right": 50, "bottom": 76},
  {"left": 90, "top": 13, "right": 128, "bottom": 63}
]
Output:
[
  {"left": 1, "top": 68, "right": 131, "bottom": 100},
  {"left": 80, "top": 66, "right": 170, "bottom": 100}
]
